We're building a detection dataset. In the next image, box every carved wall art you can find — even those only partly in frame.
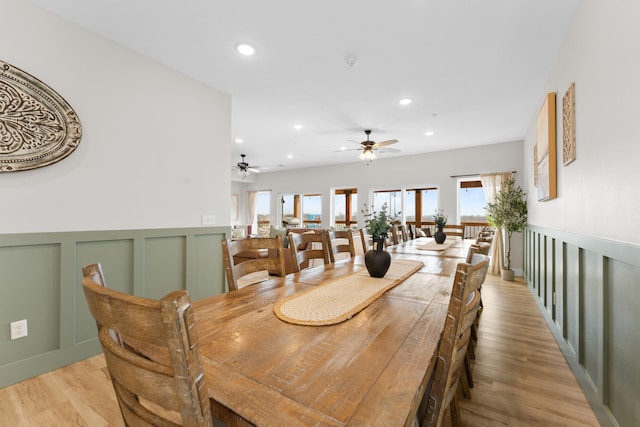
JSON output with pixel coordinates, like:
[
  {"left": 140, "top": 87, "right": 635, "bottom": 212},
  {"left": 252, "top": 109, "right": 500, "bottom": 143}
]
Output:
[
  {"left": 562, "top": 82, "right": 575, "bottom": 166},
  {"left": 0, "top": 60, "right": 82, "bottom": 172}
]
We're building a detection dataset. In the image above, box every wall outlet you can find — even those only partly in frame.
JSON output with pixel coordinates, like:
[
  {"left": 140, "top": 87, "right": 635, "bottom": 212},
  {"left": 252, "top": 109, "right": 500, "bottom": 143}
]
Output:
[
  {"left": 10, "top": 319, "right": 28, "bottom": 340},
  {"left": 201, "top": 214, "right": 216, "bottom": 225}
]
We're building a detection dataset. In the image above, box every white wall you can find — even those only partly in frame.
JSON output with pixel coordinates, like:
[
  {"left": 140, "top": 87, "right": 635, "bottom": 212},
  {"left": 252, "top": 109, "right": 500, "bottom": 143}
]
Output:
[
  {"left": 524, "top": 0, "right": 640, "bottom": 246},
  {"left": 246, "top": 140, "right": 524, "bottom": 268},
  {"left": 1, "top": 0, "right": 231, "bottom": 233}
]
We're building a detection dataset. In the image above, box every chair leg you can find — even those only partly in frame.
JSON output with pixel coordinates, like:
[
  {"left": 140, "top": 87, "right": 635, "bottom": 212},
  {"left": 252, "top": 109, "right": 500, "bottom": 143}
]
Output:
[
  {"left": 449, "top": 396, "right": 462, "bottom": 427},
  {"left": 459, "top": 371, "right": 472, "bottom": 399}
]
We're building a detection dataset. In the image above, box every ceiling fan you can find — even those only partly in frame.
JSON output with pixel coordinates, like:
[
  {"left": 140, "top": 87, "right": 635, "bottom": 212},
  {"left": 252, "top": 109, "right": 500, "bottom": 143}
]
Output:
[
  {"left": 231, "top": 154, "right": 263, "bottom": 179},
  {"left": 338, "top": 130, "right": 400, "bottom": 164}
]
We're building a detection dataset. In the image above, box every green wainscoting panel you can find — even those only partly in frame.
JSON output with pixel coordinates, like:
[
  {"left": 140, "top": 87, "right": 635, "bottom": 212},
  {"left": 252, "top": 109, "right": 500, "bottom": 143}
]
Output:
[
  {"left": 565, "top": 243, "right": 580, "bottom": 354},
  {"left": 143, "top": 236, "right": 187, "bottom": 300},
  {"left": 525, "top": 225, "right": 640, "bottom": 427},
  {"left": 75, "top": 239, "right": 135, "bottom": 342},
  {"left": 192, "top": 233, "right": 226, "bottom": 299},
  {"left": 0, "top": 243, "right": 61, "bottom": 365},
  {"left": 581, "top": 249, "right": 603, "bottom": 396},
  {"left": 0, "top": 226, "right": 228, "bottom": 388},
  {"left": 606, "top": 258, "right": 640, "bottom": 426}
]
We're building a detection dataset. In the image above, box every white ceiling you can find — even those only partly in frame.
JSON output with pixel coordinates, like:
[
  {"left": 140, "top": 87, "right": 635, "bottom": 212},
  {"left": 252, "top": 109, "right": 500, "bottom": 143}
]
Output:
[{"left": 31, "top": 0, "right": 580, "bottom": 173}]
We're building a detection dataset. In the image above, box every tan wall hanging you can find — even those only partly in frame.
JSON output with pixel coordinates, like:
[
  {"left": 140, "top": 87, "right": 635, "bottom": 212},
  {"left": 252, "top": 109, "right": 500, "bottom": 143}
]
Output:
[{"left": 0, "top": 60, "right": 82, "bottom": 172}]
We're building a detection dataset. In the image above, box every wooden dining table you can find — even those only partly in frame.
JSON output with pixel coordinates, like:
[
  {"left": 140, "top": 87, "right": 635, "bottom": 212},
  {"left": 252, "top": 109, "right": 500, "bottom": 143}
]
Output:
[{"left": 193, "top": 237, "right": 471, "bottom": 426}]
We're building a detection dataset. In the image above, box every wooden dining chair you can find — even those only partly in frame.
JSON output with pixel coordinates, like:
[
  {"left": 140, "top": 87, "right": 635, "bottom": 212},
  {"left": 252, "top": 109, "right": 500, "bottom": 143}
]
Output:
[
  {"left": 221, "top": 235, "right": 287, "bottom": 291},
  {"left": 443, "top": 224, "right": 465, "bottom": 240},
  {"left": 399, "top": 224, "right": 409, "bottom": 242},
  {"left": 289, "top": 230, "right": 331, "bottom": 271},
  {"left": 458, "top": 248, "right": 491, "bottom": 398},
  {"left": 358, "top": 228, "right": 370, "bottom": 253},
  {"left": 352, "top": 229, "right": 367, "bottom": 254},
  {"left": 406, "top": 224, "right": 416, "bottom": 240},
  {"left": 81, "top": 269, "right": 213, "bottom": 426},
  {"left": 420, "top": 255, "right": 489, "bottom": 427},
  {"left": 328, "top": 229, "right": 356, "bottom": 262}
]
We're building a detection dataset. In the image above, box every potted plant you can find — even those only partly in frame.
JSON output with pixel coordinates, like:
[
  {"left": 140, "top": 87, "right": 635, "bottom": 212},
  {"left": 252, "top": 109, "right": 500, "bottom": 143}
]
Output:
[
  {"left": 433, "top": 209, "right": 448, "bottom": 244},
  {"left": 362, "top": 203, "right": 399, "bottom": 277},
  {"left": 485, "top": 178, "right": 527, "bottom": 281}
]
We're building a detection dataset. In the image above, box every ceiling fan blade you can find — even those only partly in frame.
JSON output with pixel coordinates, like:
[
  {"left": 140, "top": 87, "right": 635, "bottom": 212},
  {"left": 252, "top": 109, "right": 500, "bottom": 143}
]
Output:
[
  {"left": 247, "top": 167, "right": 261, "bottom": 173},
  {"left": 373, "top": 139, "right": 398, "bottom": 148},
  {"left": 334, "top": 148, "right": 362, "bottom": 152}
]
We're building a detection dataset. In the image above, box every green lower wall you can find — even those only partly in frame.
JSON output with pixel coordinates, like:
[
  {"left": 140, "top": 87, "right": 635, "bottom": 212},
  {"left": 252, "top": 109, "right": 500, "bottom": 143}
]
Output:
[
  {"left": 525, "top": 226, "right": 640, "bottom": 427},
  {"left": 0, "top": 226, "right": 228, "bottom": 388}
]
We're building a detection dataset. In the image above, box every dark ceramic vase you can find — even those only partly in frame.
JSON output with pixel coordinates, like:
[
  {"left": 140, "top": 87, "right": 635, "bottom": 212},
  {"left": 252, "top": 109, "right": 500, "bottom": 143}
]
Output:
[
  {"left": 365, "top": 236, "right": 391, "bottom": 278},
  {"left": 433, "top": 229, "right": 447, "bottom": 244}
]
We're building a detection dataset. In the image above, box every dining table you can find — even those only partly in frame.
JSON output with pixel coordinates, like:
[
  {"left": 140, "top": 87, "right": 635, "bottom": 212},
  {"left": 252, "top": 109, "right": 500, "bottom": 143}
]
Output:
[{"left": 193, "top": 237, "right": 472, "bottom": 426}]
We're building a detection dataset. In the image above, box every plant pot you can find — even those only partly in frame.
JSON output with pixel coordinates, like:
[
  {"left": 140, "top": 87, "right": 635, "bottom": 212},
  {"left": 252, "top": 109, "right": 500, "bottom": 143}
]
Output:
[
  {"left": 501, "top": 268, "right": 515, "bottom": 281},
  {"left": 365, "top": 237, "right": 391, "bottom": 278},
  {"left": 433, "top": 230, "right": 447, "bottom": 244}
]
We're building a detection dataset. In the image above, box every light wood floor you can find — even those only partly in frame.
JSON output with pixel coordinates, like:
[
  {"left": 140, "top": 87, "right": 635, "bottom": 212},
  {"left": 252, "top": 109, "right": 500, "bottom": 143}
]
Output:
[{"left": 0, "top": 275, "right": 600, "bottom": 426}]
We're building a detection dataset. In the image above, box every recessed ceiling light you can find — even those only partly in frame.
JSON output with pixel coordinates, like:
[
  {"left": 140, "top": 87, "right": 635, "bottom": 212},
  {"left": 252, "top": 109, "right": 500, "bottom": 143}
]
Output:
[
  {"left": 425, "top": 130, "right": 435, "bottom": 136},
  {"left": 340, "top": 146, "right": 347, "bottom": 151},
  {"left": 236, "top": 43, "right": 255, "bottom": 56},
  {"left": 399, "top": 98, "right": 413, "bottom": 106},
  {"left": 234, "top": 138, "right": 244, "bottom": 143},
  {"left": 287, "top": 154, "right": 294, "bottom": 159},
  {"left": 293, "top": 124, "right": 303, "bottom": 130}
]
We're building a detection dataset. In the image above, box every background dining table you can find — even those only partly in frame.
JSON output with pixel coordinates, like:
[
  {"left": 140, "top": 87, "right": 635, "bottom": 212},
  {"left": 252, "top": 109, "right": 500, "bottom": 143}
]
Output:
[{"left": 193, "top": 237, "right": 471, "bottom": 426}]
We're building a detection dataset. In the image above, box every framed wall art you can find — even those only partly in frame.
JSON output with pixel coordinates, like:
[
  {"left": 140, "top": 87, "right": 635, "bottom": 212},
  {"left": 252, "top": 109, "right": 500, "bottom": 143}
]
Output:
[
  {"left": 562, "top": 82, "right": 576, "bottom": 165},
  {"left": 0, "top": 61, "right": 82, "bottom": 172},
  {"left": 536, "top": 92, "right": 557, "bottom": 201}
]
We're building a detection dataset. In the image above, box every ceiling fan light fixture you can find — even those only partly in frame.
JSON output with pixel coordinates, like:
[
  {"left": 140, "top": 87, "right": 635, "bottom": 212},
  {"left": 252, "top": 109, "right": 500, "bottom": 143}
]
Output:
[
  {"left": 360, "top": 148, "right": 376, "bottom": 164},
  {"left": 236, "top": 43, "right": 255, "bottom": 56},
  {"left": 238, "top": 169, "right": 249, "bottom": 179}
]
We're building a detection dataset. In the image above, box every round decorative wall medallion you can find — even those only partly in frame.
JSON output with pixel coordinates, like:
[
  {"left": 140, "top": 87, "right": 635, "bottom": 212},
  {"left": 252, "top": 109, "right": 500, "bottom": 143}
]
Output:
[{"left": 0, "top": 61, "right": 82, "bottom": 172}]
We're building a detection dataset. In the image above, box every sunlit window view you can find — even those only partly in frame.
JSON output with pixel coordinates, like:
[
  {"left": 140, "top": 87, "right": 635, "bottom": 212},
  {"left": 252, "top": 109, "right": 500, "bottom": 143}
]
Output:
[
  {"left": 334, "top": 188, "right": 358, "bottom": 229},
  {"left": 373, "top": 190, "right": 402, "bottom": 217},
  {"left": 372, "top": 188, "right": 438, "bottom": 227},
  {"left": 256, "top": 191, "right": 270, "bottom": 236},
  {"left": 302, "top": 194, "right": 322, "bottom": 228},
  {"left": 459, "top": 180, "right": 488, "bottom": 223}
]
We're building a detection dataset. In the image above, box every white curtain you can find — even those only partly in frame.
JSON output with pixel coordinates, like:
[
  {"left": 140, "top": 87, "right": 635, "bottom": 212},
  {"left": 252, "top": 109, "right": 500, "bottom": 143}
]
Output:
[
  {"left": 480, "top": 171, "right": 512, "bottom": 275},
  {"left": 247, "top": 191, "right": 258, "bottom": 235}
]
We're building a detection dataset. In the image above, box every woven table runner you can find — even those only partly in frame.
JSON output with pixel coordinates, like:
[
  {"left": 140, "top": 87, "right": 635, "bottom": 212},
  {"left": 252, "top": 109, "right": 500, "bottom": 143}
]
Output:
[
  {"left": 416, "top": 239, "right": 456, "bottom": 251},
  {"left": 273, "top": 259, "right": 423, "bottom": 326}
]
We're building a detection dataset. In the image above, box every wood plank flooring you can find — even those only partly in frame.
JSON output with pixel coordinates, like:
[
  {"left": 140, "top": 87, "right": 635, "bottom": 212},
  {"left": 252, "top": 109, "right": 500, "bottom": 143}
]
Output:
[{"left": 0, "top": 275, "right": 600, "bottom": 426}]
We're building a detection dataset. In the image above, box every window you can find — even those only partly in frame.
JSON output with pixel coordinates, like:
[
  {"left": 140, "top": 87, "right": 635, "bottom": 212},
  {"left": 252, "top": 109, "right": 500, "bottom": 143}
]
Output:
[
  {"left": 407, "top": 187, "right": 438, "bottom": 227},
  {"left": 334, "top": 188, "right": 358, "bottom": 229},
  {"left": 459, "top": 180, "right": 489, "bottom": 238},
  {"left": 373, "top": 190, "right": 401, "bottom": 217},
  {"left": 302, "top": 194, "right": 322, "bottom": 228},
  {"left": 373, "top": 188, "right": 438, "bottom": 227},
  {"left": 281, "top": 193, "right": 300, "bottom": 226},
  {"left": 256, "top": 191, "right": 271, "bottom": 236},
  {"left": 459, "top": 180, "right": 488, "bottom": 223}
]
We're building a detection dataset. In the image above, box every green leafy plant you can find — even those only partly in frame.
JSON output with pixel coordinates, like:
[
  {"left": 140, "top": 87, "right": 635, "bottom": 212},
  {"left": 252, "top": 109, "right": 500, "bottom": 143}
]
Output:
[
  {"left": 433, "top": 209, "right": 447, "bottom": 231},
  {"left": 485, "top": 178, "right": 527, "bottom": 271},
  {"left": 362, "top": 203, "right": 399, "bottom": 238}
]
